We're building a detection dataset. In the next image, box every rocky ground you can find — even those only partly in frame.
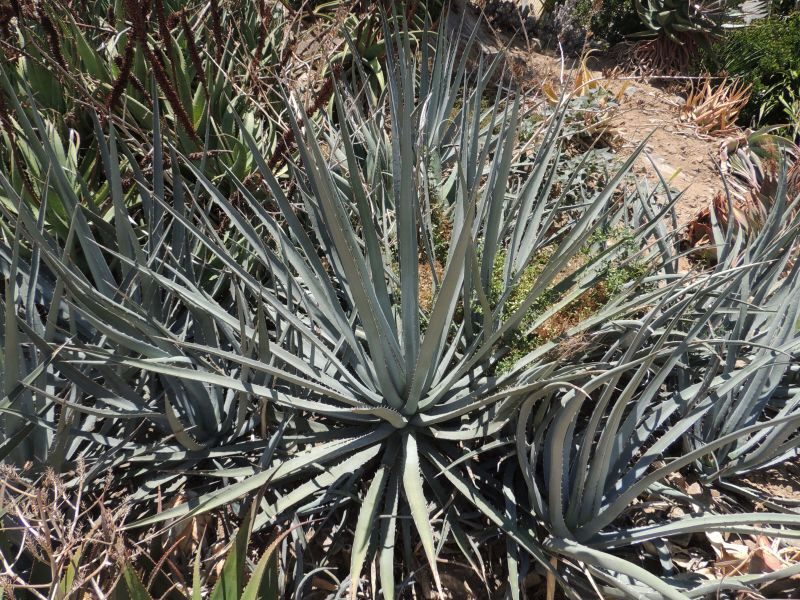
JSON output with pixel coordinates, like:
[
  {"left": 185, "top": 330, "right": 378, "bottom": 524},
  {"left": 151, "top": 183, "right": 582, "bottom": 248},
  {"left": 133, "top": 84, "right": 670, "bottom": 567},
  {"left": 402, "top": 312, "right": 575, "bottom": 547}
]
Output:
[
  {"left": 511, "top": 46, "right": 726, "bottom": 227},
  {"left": 449, "top": 0, "right": 729, "bottom": 232}
]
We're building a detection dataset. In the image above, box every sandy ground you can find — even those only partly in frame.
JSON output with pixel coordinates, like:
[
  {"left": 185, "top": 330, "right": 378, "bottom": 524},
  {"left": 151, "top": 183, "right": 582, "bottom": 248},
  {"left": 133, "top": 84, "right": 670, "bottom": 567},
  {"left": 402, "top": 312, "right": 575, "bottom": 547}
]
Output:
[
  {"left": 607, "top": 84, "right": 725, "bottom": 226},
  {"left": 508, "top": 46, "right": 726, "bottom": 228}
]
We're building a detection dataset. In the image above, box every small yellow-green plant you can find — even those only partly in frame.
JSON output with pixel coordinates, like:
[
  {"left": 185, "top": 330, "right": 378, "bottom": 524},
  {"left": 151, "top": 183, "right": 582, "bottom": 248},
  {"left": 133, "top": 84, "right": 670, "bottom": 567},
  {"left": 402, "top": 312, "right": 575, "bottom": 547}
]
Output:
[{"left": 491, "top": 227, "right": 650, "bottom": 373}]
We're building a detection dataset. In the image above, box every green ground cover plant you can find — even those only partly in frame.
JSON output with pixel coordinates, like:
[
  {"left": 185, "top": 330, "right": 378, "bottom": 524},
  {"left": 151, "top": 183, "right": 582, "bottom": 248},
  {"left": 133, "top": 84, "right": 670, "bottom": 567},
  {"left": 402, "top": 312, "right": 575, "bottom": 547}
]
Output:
[{"left": 703, "top": 12, "right": 800, "bottom": 128}]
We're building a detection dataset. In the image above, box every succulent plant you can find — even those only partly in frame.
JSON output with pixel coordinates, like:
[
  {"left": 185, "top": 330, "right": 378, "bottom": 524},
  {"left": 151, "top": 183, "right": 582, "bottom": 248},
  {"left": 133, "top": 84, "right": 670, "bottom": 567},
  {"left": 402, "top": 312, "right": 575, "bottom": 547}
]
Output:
[
  {"left": 3, "top": 5, "right": 800, "bottom": 599},
  {"left": 634, "top": 0, "right": 731, "bottom": 41}
]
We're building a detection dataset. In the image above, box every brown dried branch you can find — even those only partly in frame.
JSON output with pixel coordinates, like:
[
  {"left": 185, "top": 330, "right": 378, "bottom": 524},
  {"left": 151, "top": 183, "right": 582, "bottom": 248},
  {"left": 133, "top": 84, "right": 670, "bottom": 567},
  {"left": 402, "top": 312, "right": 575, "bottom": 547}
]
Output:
[
  {"left": 105, "top": 39, "right": 135, "bottom": 111},
  {"left": 144, "top": 44, "right": 200, "bottom": 141},
  {"left": 208, "top": 0, "right": 223, "bottom": 62}
]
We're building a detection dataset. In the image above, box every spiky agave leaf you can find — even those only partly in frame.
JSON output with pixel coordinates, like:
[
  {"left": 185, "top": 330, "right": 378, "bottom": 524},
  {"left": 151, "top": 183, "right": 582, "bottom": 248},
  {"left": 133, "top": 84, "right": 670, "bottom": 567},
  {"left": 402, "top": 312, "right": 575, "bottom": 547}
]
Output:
[{"left": 514, "top": 163, "right": 800, "bottom": 597}]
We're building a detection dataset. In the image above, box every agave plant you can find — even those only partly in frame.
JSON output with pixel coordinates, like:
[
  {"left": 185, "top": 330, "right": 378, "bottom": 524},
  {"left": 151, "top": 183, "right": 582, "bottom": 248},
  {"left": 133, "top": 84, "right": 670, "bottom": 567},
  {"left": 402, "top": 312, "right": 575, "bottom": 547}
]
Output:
[
  {"left": 682, "top": 159, "right": 800, "bottom": 478},
  {"left": 634, "top": 0, "right": 734, "bottom": 41},
  {"left": 2, "top": 11, "right": 673, "bottom": 596},
  {"left": 516, "top": 297, "right": 800, "bottom": 597},
  {"left": 721, "top": 128, "right": 799, "bottom": 199},
  {"left": 4, "top": 6, "right": 800, "bottom": 600},
  {"left": 514, "top": 162, "right": 800, "bottom": 598}
]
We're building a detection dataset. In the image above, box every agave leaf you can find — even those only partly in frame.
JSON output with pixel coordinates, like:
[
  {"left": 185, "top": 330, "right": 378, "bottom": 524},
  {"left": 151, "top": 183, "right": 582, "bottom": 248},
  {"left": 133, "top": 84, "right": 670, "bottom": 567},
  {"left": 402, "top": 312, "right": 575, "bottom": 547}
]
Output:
[
  {"left": 129, "top": 427, "right": 393, "bottom": 529},
  {"left": 598, "top": 511, "right": 800, "bottom": 548},
  {"left": 121, "top": 563, "right": 152, "bottom": 600},
  {"left": 379, "top": 471, "right": 401, "bottom": 600},
  {"left": 192, "top": 541, "right": 202, "bottom": 600},
  {"left": 383, "top": 13, "right": 421, "bottom": 373},
  {"left": 268, "top": 444, "right": 383, "bottom": 517},
  {"left": 241, "top": 529, "right": 286, "bottom": 600},
  {"left": 349, "top": 455, "right": 392, "bottom": 598},
  {"left": 686, "top": 562, "right": 800, "bottom": 597},
  {"left": 401, "top": 432, "right": 441, "bottom": 594},
  {"left": 409, "top": 182, "right": 477, "bottom": 410},
  {"left": 209, "top": 517, "right": 250, "bottom": 600},
  {"left": 545, "top": 538, "right": 689, "bottom": 600},
  {"left": 284, "top": 92, "right": 407, "bottom": 406}
]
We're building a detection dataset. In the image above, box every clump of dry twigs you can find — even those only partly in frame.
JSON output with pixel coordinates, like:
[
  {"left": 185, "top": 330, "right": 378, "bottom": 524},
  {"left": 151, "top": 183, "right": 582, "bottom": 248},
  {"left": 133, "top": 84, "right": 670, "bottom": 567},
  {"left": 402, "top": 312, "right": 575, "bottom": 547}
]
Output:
[
  {"left": 0, "top": 465, "right": 254, "bottom": 599},
  {"left": 0, "top": 464, "right": 131, "bottom": 599}
]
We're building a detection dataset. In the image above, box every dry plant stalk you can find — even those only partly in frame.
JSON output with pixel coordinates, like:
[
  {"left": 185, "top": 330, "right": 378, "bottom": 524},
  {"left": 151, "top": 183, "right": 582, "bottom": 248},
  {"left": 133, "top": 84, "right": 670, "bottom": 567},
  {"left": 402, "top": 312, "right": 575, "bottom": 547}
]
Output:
[
  {"left": 541, "top": 53, "right": 628, "bottom": 151},
  {"left": 681, "top": 76, "right": 751, "bottom": 136},
  {"left": 542, "top": 52, "right": 603, "bottom": 101},
  {"left": 0, "top": 464, "right": 131, "bottom": 599}
]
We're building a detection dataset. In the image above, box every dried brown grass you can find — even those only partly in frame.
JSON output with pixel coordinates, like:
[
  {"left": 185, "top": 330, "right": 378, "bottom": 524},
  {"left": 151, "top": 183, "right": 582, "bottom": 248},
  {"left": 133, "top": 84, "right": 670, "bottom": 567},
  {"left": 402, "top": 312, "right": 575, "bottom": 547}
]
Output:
[
  {"left": 418, "top": 260, "right": 445, "bottom": 313},
  {"left": 0, "top": 464, "right": 131, "bottom": 599}
]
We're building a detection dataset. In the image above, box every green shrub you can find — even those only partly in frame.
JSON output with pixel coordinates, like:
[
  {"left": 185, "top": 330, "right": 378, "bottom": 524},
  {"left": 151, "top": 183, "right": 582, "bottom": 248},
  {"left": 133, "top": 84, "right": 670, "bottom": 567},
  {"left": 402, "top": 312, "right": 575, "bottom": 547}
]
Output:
[
  {"left": 703, "top": 13, "right": 800, "bottom": 126},
  {"left": 576, "top": 0, "right": 643, "bottom": 44},
  {"left": 542, "top": 0, "right": 639, "bottom": 48},
  {"left": 489, "top": 226, "right": 650, "bottom": 374}
]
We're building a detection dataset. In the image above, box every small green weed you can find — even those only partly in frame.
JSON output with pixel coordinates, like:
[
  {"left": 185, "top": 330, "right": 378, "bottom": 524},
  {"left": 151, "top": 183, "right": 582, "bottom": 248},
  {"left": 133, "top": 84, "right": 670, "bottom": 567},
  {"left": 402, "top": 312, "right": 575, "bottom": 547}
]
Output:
[{"left": 492, "top": 226, "right": 649, "bottom": 373}]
